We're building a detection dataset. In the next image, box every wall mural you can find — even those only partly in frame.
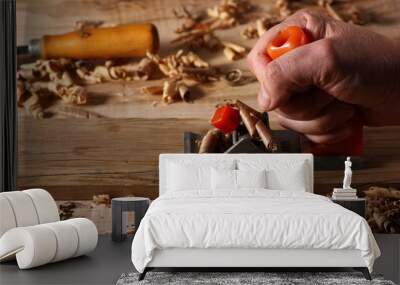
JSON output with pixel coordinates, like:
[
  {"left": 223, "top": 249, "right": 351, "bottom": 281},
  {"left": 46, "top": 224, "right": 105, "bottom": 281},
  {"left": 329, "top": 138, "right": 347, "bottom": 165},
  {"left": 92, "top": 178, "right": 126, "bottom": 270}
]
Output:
[{"left": 16, "top": 0, "right": 400, "bottom": 234}]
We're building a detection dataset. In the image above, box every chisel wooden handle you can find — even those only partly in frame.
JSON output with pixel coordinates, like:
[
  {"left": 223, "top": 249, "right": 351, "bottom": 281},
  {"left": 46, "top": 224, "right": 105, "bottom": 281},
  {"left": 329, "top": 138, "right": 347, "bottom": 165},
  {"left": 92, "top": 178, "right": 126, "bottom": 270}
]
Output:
[{"left": 38, "top": 23, "right": 159, "bottom": 59}]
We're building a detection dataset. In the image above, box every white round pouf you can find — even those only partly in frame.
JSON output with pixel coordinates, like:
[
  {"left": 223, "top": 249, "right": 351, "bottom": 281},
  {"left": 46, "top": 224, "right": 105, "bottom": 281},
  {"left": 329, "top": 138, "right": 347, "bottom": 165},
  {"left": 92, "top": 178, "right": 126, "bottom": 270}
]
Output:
[
  {"left": 1, "top": 192, "right": 39, "bottom": 227},
  {"left": 23, "top": 189, "right": 60, "bottom": 224},
  {"left": 0, "top": 218, "right": 98, "bottom": 269},
  {"left": 0, "top": 195, "right": 17, "bottom": 237}
]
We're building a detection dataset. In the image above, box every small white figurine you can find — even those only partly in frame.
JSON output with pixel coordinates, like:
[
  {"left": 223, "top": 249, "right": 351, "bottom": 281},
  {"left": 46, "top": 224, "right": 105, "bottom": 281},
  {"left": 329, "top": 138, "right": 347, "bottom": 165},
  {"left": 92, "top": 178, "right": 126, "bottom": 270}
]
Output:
[{"left": 343, "top": 157, "right": 353, "bottom": 190}]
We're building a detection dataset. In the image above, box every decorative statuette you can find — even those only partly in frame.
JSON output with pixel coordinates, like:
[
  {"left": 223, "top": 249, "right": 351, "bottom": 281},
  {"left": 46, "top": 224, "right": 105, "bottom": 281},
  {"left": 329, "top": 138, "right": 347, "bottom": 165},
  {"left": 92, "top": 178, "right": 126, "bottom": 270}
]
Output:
[
  {"left": 332, "top": 157, "right": 358, "bottom": 200},
  {"left": 343, "top": 156, "right": 353, "bottom": 190}
]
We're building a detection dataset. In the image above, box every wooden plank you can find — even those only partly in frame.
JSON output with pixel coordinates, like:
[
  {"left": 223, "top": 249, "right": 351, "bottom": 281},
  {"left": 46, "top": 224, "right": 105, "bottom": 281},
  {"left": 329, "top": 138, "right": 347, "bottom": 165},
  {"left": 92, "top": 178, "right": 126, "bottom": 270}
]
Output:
[
  {"left": 17, "top": 118, "right": 210, "bottom": 199},
  {"left": 17, "top": 116, "right": 400, "bottom": 199}
]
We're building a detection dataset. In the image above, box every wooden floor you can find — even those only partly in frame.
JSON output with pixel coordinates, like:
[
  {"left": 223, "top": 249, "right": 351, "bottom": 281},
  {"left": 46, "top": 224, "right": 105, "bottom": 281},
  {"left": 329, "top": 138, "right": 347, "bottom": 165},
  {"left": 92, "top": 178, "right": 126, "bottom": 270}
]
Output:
[{"left": 16, "top": 0, "right": 400, "bottom": 200}]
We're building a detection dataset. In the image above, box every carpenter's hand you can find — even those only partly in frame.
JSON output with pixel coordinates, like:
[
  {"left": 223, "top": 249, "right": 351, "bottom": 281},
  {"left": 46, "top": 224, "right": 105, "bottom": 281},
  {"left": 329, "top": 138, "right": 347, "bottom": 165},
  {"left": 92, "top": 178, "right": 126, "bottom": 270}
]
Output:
[{"left": 247, "top": 9, "right": 400, "bottom": 144}]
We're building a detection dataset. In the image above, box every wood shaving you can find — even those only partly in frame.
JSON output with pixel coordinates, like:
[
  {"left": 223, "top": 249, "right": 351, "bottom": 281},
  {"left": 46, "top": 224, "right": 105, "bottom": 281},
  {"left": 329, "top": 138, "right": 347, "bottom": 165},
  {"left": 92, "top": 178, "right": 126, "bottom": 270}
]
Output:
[
  {"left": 207, "top": 0, "right": 253, "bottom": 27},
  {"left": 172, "top": 0, "right": 252, "bottom": 49},
  {"left": 57, "top": 85, "right": 87, "bottom": 104},
  {"left": 16, "top": 80, "right": 29, "bottom": 107},
  {"left": 241, "top": 15, "right": 281, "bottom": 39},
  {"left": 161, "top": 80, "right": 191, "bottom": 104},
  {"left": 241, "top": 25, "right": 258, "bottom": 39},
  {"left": 255, "top": 120, "right": 277, "bottom": 152},
  {"left": 162, "top": 79, "right": 179, "bottom": 104},
  {"left": 145, "top": 49, "right": 228, "bottom": 105},
  {"left": 238, "top": 104, "right": 258, "bottom": 138},
  {"left": 76, "top": 58, "right": 156, "bottom": 84},
  {"left": 23, "top": 92, "right": 44, "bottom": 119},
  {"left": 29, "top": 81, "right": 88, "bottom": 105},
  {"left": 199, "top": 129, "right": 223, "bottom": 153},
  {"left": 275, "top": 0, "right": 292, "bottom": 19},
  {"left": 224, "top": 69, "right": 256, "bottom": 86},
  {"left": 256, "top": 18, "right": 268, "bottom": 37},
  {"left": 59, "top": 201, "right": 76, "bottom": 220},
  {"left": 141, "top": 85, "right": 163, "bottom": 96},
  {"left": 75, "top": 20, "right": 104, "bottom": 30},
  {"left": 177, "top": 82, "right": 190, "bottom": 102},
  {"left": 241, "top": 0, "right": 370, "bottom": 40},
  {"left": 365, "top": 186, "right": 400, "bottom": 233},
  {"left": 146, "top": 50, "right": 219, "bottom": 83},
  {"left": 75, "top": 20, "right": 104, "bottom": 38},
  {"left": 17, "top": 56, "right": 157, "bottom": 117},
  {"left": 222, "top": 41, "right": 247, "bottom": 61},
  {"left": 93, "top": 194, "right": 111, "bottom": 205}
]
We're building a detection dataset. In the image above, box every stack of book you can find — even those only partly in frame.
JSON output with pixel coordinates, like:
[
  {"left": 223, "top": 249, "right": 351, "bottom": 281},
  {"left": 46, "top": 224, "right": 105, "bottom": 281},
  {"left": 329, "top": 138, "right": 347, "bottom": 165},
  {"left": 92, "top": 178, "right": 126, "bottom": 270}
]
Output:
[{"left": 332, "top": 188, "right": 358, "bottom": 200}]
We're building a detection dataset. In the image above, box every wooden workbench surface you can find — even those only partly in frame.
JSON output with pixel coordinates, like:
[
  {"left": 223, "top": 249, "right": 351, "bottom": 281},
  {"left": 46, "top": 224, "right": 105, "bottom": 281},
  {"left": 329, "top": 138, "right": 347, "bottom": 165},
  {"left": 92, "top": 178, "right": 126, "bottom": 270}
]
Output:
[{"left": 16, "top": 0, "right": 400, "bottom": 199}]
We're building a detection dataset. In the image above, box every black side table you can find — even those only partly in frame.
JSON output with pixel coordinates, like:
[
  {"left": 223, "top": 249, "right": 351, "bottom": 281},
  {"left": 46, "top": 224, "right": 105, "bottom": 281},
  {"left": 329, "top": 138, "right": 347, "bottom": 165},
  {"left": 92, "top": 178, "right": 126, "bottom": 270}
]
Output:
[
  {"left": 111, "top": 197, "right": 150, "bottom": 241},
  {"left": 332, "top": 198, "right": 366, "bottom": 218}
]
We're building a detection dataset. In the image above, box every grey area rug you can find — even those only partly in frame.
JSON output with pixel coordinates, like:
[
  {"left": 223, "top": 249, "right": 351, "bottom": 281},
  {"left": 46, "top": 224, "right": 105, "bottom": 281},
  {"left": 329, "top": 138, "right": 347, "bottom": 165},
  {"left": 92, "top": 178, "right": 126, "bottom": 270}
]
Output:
[{"left": 116, "top": 272, "right": 396, "bottom": 285}]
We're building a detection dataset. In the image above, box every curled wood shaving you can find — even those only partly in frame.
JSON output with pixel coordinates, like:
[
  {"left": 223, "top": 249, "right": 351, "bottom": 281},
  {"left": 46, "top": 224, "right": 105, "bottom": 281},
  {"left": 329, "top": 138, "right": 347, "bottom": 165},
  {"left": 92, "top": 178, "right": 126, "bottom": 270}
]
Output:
[
  {"left": 59, "top": 201, "right": 76, "bottom": 220},
  {"left": 161, "top": 80, "right": 191, "bottom": 104},
  {"left": 16, "top": 80, "right": 43, "bottom": 118},
  {"left": 75, "top": 20, "right": 104, "bottom": 31},
  {"left": 24, "top": 92, "right": 44, "bottom": 119},
  {"left": 76, "top": 58, "right": 156, "bottom": 84},
  {"left": 162, "top": 79, "right": 179, "bottom": 104},
  {"left": 365, "top": 186, "right": 400, "bottom": 233},
  {"left": 241, "top": 15, "right": 281, "bottom": 39},
  {"left": 238, "top": 105, "right": 258, "bottom": 138},
  {"left": 16, "top": 80, "right": 29, "bottom": 107},
  {"left": 172, "top": 0, "right": 252, "bottom": 49},
  {"left": 241, "top": 0, "right": 370, "bottom": 40},
  {"left": 29, "top": 81, "right": 87, "bottom": 105},
  {"left": 177, "top": 82, "right": 190, "bottom": 102},
  {"left": 235, "top": 100, "right": 262, "bottom": 119},
  {"left": 256, "top": 18, "right": 268, "bottom": 37},
  {"left": 365, "top": 187, "right": 400, "bottom": 199},
  {"left": 19, "top": 59, "right": 74, "bottom": 87},
  {"left": 275, "top": 0, "right": 292, "bottom": 19},
  {"left": 207, "top": 0, "right": 252, "bottom": 27},
  {"left": 22, "top": 57, "right": 155, "bottom": 117},
  {"left": 141, "top": 85, "right": 163, "bottom": 96},
  {"left": 224, "top": 69, "right": 256, "bottom": 86},
  {"left": 240, "top": 25, "right": 258, "bottom": 39},
  {"left": 255, "top": 120, "right": 277, "bottom": 152},
  {"left": 93, "top": 194, "right": 111, "bottom": 205},
  {"left": 76, "top": 65, "right": 111, "bottom": 84},
  {"left": 173, "top": 6, "right": 203, "bottom": 33},
  {"left": 147, "top": 50, "right": 219, "bottom": 83},
  {"left": 225, "top": 69, "right": 243, "bottom": 84},
  {"left": 75, "top": 20, "right": 104, "bottom": 38},
  {"left": 222, "top": 41, "right": 247, "bottom": 61},
  {"left": 199, "top": 129, "right": 223, "bottom": 153},
  {"left": 58, "top": 85, "right": 87, "bottom": 105}
]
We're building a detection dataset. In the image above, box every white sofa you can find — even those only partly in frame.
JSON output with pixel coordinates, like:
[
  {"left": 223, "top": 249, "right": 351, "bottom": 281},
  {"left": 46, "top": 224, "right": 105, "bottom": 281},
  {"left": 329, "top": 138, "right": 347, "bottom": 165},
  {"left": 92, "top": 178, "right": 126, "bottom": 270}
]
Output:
[{"left": 0, "top": 189, "right": 97, "bottom": 269}]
